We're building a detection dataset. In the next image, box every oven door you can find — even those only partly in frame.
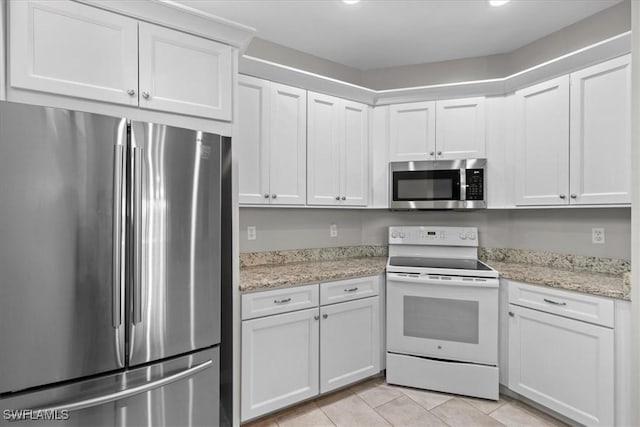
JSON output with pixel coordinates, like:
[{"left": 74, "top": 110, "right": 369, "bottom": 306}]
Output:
[{"left": 386, "top": 273, "right": 498, "bottom": 365}]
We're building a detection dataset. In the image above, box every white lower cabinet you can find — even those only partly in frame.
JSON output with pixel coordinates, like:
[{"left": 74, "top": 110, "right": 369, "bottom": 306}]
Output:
[
  {"left": 241, "top": 307, "right": 320, "bottom": 422},
  {"left": 320, "top": 297, "right": 380, "bottom": 393},
  {"left": 508, "top": 281, "right": 615, "bottom": 426},
  {"left": 241, "top": 275, "right": 382, "bottom": 422}
]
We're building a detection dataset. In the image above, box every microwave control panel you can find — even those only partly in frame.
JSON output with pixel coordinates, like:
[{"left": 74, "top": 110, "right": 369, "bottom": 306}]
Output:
[{"left": 465, "top": 169, "right": 484, "bottom": 201}]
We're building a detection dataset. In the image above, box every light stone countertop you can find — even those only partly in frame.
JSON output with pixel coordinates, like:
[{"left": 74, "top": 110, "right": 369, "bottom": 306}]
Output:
[
  {"left": 486, "top": 260, "right": 629, "bottom": 301},
  {"left": 239, "top": 256, "right": 388, "bottom": 292},
  {"left": 239, "top": 246, "right": 630, "bottom": 301}
]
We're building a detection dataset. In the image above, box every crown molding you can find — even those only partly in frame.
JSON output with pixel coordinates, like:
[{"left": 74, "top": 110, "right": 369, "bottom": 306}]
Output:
[
  {"left": 74, "top": 0, "right": 256, "bottom": 51},
  {"left": 239, "top": 31, "right": 631, "bottom": 105}
]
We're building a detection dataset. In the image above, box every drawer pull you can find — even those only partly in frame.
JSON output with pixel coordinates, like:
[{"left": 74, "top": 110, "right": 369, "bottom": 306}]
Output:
[
  {"left": 273, "top": 298, "right": 292, "bottom": 304},
  {"left": 543, "top": 298, "right": 567, "bottom": 306},
  {"left": 344, "top": 287, "right": 359, "bottom": 293}
]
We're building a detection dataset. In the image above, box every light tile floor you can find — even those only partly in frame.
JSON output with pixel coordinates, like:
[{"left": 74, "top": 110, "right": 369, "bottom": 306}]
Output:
[{"left": 243, "top": 377, "right": 568, "bottom": 427}]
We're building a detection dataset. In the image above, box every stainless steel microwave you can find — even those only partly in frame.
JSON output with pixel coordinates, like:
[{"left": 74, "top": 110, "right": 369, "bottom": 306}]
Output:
[{"left": 389, "top": 159, "right": 487, "bottom": 210}]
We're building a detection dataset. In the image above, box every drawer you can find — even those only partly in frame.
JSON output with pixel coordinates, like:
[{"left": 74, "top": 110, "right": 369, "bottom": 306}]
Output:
[
  {"left": 242, "top": 284, "right": 319, "bottom": 320},
  {"left": 507, "top": 280, "right": 614, "bottom": 328},
  {"left": 320, "top": 276, "right": 379, "bottom": 306}
]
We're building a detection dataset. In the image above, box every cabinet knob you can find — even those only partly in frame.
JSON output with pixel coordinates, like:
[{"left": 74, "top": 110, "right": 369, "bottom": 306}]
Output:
[
  {"left": 314, "top": 315, "right": 319, "bottom": 321},
  {"left": 341, "top": 196, "right": 346, "bottom": 201},
  {"left": 271, "top": 194, "right": 277, "bottom": 199},
  {"left": 322, "top": 313, "right": 328, "bottom": 319},
  {"left": 559, "top": 194, "right": 566, "bottom": 199},
  {"left": 142, "top": 91, "right": 150, "bottom": 99},
  {"left": 429, "top": 151, "right": 435, "bottom": 156},
  {"left": 570, "top": 194, "right": 577, "bottom": 199},
  {"left": 438, "top": 151, "right": 442, "bottom": 156},
  {"left": 264, "top": 194, "right": 270, "bottom": 199},
  {"left": 127, "top": 89, "right": 136, "bottom": 96},
  {"left": 336, "top": 196, "right": 340, "bottom": 200},
  {"left": 508, "top": 311, "right": 514, "bottom": 317}
]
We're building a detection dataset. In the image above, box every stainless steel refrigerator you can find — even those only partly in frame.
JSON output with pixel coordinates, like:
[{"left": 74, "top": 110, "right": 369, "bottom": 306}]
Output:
[{"left": 0, "top": 101, "right": 231, "bottom": 426}]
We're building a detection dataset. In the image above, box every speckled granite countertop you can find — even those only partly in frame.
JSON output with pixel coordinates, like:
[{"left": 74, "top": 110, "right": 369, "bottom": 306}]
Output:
[
  {"left": 239, "top": 246, "right": 631, "bottom": 300},
  {"left": 487, "top": 261, "right": 629, "bottom": 300},
  {"left": 240, "top": 256, "right": 388, "bottom": 292}
]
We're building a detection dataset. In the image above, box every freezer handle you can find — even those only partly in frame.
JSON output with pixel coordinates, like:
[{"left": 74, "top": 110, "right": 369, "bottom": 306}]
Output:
[{"left": 34, "top": 360, "right": 213, "bottom": 413}]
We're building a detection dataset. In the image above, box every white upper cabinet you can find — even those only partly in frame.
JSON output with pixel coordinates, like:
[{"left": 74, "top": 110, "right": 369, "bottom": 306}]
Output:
[
  {"left": 237, "top": 75, "right": 270, "bottom": 204},
  {"left": 569, "top": 55, "right": 631, "bottom": 205},
  {"left": 269, "top": 83, "right": 307, "bottom": 205},
  {"left": 514, "top": 55, "right": 631, "bottom": 207},
  {"left": 237, "top": 77, "right": 306, "bottom": 205},
  {"left": 138, "top": 22, "right": 232, "bottom": 120},
  {"left": 10, "top": 0, "right": 234, "bottom": 120},
  {"left": 389, "top": 98, "right": 485, "bottom": 162},
  {"left": 389, "top": 101, "right": 436, "bottom": 161},
  {"left": 514, "top": 76, "right": 570, "bottom": 206},
  {"left": 9, "top": 0, "right": 138, "bottom": 106},
  {"left": 307, "top": 92, "right": 369, "bottom": 206},
  {"left": 435, "top": 97, "right": 486, "bottom": 159}
]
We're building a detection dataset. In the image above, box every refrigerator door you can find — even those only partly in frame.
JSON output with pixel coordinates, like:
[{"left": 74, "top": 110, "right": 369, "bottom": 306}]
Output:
[
  {"left": 0, "top": 102, "right": 127, "bottom": 394},
  {"left": 128, "top": 122, "right": 221, "bottom": 366},
  {"left": 0, "top": 347, "right": 219, "bottom": 427}
]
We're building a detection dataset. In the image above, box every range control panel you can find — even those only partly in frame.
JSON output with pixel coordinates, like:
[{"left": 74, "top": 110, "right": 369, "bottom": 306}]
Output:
[{"left": 388, "top": 226, "right": 479, "bottom": 247}]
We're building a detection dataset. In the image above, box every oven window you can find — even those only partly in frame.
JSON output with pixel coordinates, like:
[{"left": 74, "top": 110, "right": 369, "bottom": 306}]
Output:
[
  {"left": 393, "top": 170, "right": 460, "bottom": 201},
  {"left": 403, "top": 296, "right": 479, "bottom": 344}
]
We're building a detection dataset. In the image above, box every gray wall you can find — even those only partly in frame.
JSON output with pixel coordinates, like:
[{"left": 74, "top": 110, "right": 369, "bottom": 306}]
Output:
[
  {"left": 240, "top": 1, "right": 630, "bottom": 90},
  {"left": 239, "top": 208, "right": 631, "bottom": 260}
]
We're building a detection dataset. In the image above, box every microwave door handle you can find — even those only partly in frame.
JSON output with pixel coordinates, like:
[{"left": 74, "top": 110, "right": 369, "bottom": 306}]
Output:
[{"left": 460, "top": 168, "right": 466, "bottom": 201}]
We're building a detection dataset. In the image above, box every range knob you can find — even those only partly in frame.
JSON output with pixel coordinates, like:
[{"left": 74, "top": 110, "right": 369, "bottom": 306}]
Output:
[
  {"left": 391, "top": 232, "right": 398, "bottom": 238},
  {"left": 459, "top": 232, "right": 467, "bottom": 240},
  {"left": 468, "top": 232, "right": 476, "bottom": 240},
  {"left": 399, "top": 232, "right": 406, "bottom": 238}
]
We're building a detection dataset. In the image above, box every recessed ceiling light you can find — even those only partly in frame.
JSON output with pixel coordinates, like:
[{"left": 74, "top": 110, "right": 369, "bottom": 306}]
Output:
[
  {"left": 343, "top": 0, "right": 361, "bottom": 4},
  {"left": 489, "top": 0, "right": 510, "bottom": 6}
]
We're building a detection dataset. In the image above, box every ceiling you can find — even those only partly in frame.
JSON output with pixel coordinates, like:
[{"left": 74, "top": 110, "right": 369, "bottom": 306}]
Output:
[{"left": 176, "top": 0, "right": 623, "bottom": 71}]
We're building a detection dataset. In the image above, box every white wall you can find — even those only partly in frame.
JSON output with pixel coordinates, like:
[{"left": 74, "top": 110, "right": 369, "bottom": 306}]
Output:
[{"left": 239, "top": 207, "right": 631, "bottom": 260}]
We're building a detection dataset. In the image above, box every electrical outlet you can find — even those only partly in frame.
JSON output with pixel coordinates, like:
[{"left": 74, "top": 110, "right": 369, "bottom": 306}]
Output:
[
  {"left": 592, "top": 227, "right": 605, "bottom": 244},
  {"left": 247, "top": 226, "right": 256, "bottom": 241},
  {"left": 330, "top": 224, "right": 338, "bottom": 238}
]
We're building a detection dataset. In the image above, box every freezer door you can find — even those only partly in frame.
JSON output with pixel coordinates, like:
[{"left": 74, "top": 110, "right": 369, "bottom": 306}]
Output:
[
  {"left": 0, "top": 102, "right": 127, "bottom": 394},
  {"left": 129, "top": 122, "right": 221, "bottom": 366},
  {"left": 0, "top": 347, "right": 219, "bottom": 427}
]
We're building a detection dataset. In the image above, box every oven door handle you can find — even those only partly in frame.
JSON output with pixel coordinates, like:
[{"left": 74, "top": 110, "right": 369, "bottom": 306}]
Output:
[{"left": 387, "top": 273, "right": 499, "bottom": 288}]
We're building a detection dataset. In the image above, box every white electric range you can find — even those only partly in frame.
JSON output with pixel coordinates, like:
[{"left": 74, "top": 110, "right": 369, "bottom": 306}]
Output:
[{"left": 385, "top": 226, "right": 500, "bottom": 400}]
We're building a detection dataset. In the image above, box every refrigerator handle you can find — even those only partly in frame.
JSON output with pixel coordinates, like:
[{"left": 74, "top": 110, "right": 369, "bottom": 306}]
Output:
[
  {"left": 132, "top": 146, "right": 144, "bottom": 325},
  {"left": 33, "top": 360, "right": 213, "bottom": 413},
  {"left": 112, "top": 145, "right": 125, "bottom": 328}
]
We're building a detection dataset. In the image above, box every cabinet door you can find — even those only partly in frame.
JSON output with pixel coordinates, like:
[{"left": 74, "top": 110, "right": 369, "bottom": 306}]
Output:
[
  {"left": 307, "top": 92, "right": 341, "bottom": 205},
  {"left": 569, "top": 55, "right": 631, "bottom": 205},
  {"left": 435, "top": 97, "right": 486, "bottom": 159},
  {"left": 241, "top": 308, "right": 319, "bottom": 422},
  {"left": 269, "top": 83, "right": 307, "bottom": 205},
  {"left": 237, "top": 75, "right": 270, "bottom": 204},
  {"left": 341, "top": 100, "right": 369, "bottom": 206},
  {"left": 508, "top": 304, "right": 614, "bottom": 426},
  {"left": 9, "top": 0, "right": 138, "bottom": 105},
  {"left": 320, "top": 297, "right": 380, "bottom": 393},
  {"left": 514, "top": 76, "right": 570, "bottom": 206},
  {"left": 389, "top": 101, "right": 436, "bottom": 161},
  {"left": 138, "top": 22, "right": 232, "bottom": 120}
]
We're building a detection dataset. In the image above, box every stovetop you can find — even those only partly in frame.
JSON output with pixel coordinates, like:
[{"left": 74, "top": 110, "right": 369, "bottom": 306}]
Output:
[{"left": 388, "top": 256, "right": 493, "bottom": 271}]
